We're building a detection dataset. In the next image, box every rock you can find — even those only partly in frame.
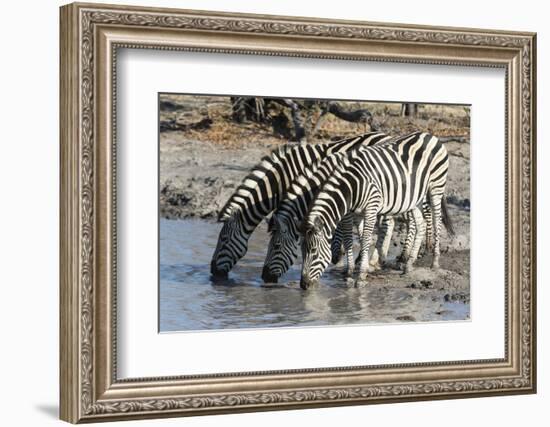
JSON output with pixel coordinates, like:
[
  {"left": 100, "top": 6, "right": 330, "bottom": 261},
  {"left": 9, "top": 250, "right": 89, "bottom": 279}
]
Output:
[
  {"left": 396, "top": 315, "right": 416, "bottom": 322},
  {"left": 443, "top": 292, "right": 470, "bottom": 304},
  {"left": 420, "top": 280, "right": 434, "bottom": 289},
  {"left": 435, "top": 310, "right": 453, "bottom": 316}
]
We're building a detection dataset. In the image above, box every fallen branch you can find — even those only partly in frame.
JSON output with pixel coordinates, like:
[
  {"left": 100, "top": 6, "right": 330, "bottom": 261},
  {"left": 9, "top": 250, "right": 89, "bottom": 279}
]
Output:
[
  {"left": 326, "top": 102, "right": 373, "bottom": 125},
  {"left": 159, "top": 117, "right": 213, "bottom": 132},
  {"left": 438, "top": 136, "right": 469, "bottom": 144}
]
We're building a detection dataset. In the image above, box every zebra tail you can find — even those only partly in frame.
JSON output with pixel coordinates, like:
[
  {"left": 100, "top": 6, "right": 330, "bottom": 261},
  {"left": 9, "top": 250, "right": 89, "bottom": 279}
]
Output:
[{"left": 441, "top": 196, "right": 455, "bottom": 238}]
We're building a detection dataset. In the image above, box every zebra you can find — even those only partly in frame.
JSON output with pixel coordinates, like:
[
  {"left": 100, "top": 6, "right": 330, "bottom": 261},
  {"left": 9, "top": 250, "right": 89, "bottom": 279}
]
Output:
[
  {"left": 300, "top": 131, "right": 452, "bottom": 290},
  {"left": 210, "top": 132, "right": 393, "bottom": 278},
  {"left": 262, "top": 133, "right": 441, "bottom": 283},
  {"left": 261, "top": 153, "right": 359, "bottom": 282},
  {"left": 330, "top": 198, "right": 434, "bottom": 267}
]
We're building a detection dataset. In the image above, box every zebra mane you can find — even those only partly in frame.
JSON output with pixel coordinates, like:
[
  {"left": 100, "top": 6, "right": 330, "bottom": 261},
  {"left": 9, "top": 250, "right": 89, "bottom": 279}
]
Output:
[
  {"left": 284, "top": 144, "right": 358, "bottom": 211},
  {"left": 218, "top": 131, "right": 389, "bottom": 222},
  {"left": 330, "top": 150, "right": 355, "bottom": 174},
  {"left": 217, "top": 143, "right": 299, "bottom": 221},
  {"left": 304, "top": 151, "right": 356, "bottom": 232},
  {"left": 284, "top": 161, "right": 319, "bottom": 201}
]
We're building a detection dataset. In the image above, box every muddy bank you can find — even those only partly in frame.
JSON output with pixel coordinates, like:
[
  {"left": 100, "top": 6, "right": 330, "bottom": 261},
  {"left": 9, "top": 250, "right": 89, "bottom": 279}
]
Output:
[{"left": 160, "top": 138, "right": 277, "bottom": 219}]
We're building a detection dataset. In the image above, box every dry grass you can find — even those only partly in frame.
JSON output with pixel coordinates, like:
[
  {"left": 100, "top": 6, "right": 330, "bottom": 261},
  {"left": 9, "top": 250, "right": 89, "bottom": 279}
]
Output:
[{"left": 159, "top": 94, "right": 470, "bottom": 149}]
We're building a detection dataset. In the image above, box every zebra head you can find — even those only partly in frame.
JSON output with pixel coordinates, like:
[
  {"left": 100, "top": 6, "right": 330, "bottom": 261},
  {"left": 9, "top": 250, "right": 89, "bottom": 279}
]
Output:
[
  {"left": 300, "top": 216, "right": 332, "bottom": 290},
  {"left": 262, "top": 213, "right": 301, "bottom": 283},
  {"left": 210, "top": 210, "right": 249, "bottom": 279}
]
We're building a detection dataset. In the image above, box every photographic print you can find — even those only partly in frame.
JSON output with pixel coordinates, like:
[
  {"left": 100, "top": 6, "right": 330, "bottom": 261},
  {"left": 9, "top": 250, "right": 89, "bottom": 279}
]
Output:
[{"left": 159, "top": 94, "right": 471, "bottom": 332}]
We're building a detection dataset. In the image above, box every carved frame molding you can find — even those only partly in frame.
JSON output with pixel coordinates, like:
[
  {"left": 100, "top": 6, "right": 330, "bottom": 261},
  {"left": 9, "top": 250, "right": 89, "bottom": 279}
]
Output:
[{"left": 60, "top": 2, "right": 536, "bottom": 423}]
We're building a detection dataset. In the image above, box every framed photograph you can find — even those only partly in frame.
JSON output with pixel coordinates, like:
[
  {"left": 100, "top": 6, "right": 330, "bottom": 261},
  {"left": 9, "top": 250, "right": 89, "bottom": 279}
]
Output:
[{"left": 60, "top": 2, "right": 537, "bottom": 423}]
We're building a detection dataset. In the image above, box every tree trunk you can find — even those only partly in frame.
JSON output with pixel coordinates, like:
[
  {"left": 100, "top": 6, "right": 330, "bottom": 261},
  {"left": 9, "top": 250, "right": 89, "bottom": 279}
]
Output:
[
  {"left": 230, "top": 97, "right": 248, "bottom": 123},
  {"left": 273, "top": 99, "right": 307, "bottom": 142},
  {"left": 401, "top": 103, "right": 418, "bottom": 117},
  {"left": 230, "top": 97, "right": 269, "bottom": 123}
]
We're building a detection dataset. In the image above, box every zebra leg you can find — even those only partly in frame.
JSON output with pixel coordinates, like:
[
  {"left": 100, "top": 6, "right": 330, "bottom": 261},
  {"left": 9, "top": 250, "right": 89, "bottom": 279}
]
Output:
[
  {"left": 356, "top": 216, "right": 384, "bottom": 273},
  {"left": 422, "top": 198, "right": 433, "bottom": 253},
  {"left": 368, "top": 216, "right": 382, "bottom": 271},
  {"left": 331, "top": 222, "right": 345, "bottom": 266},
  {"left": 354, "top": 210, "right": 378, "bottom": 288},
  {"left": 355, "top": 217, "right": 380, "bottom": 273},
  {"left": 368, "top": 244, "right": 379, "bottom": 272},
  {"left": 354, "top": 217, "right": 371, "bottom": 271},
  {"left": 404, "top": 207, "right": 426, "bottom": 273},
  {"left": 375, "top": 215, "right": 395, "bottom": 268},
  {"left": 398, "top": 211, "right": 415, "bottom": 265},
  {"left": 429, "top": 192, "right": 443, "bottom": 270},
  {"left": 340, "top": 215, "right": 355, "bottom": 277}
]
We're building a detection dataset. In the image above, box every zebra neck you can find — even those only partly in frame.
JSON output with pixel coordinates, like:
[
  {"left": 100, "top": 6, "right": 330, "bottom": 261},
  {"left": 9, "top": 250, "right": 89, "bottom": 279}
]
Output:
[{"left": 238, "top": 194, "right": 279, "bottom": 232}]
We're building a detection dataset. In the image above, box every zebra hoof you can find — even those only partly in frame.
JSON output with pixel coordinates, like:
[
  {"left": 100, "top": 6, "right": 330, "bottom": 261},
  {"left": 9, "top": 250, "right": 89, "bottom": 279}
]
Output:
[
  {"left": 332, "top": 254, "right": 343, "bottom": 266},
  {"left": 354, "top": 278, "right": 368, "bottom": 288},
  {"left": 402, "top": 264, "right": 415, "bottom": 275},
  {"left": 344, "top": 269, "right": 355, "bottom": 278},
  {"left": 366, "top": 263, "right": 378, "bottom": 273},
  {"left": 345, "top": 277, "right": 355, "bottom": 288},
  {"left": 369, "top": 261, "right": 382, "bottom": 271},
  {"left": 425, "top": 239, "right": 434, "bottom": 252}
]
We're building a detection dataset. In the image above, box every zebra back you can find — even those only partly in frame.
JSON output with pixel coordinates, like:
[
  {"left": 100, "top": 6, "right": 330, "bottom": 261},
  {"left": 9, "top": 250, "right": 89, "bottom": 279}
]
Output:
[
  {"left": 218, "top": 132, "right": 390, "bottom": 225},
  {"left": 307, "top": 132, "right": 447, "bottom": 235}
]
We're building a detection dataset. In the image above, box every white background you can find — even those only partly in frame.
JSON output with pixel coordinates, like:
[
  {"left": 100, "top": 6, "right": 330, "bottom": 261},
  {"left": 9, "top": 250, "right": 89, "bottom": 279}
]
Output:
[
  {"left": 118, "top": 50, "right": 504, "bottom": 377},
  {"left": 0, "top": 0, "right": 546, "bottom": 426}
]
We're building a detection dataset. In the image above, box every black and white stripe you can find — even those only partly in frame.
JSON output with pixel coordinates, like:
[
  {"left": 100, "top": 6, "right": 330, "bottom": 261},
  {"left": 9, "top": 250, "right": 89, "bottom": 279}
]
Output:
[
  {"left": 261, "top": 153, "right": 359, "bottom": 282},
  {"left": 262, "top": 133, "right": 436, "bottom": 283},
  {"left": 300, "top": 132, "right": 450, "bottom": 289},
  {"left": 210, "top": 132, "right": 391, "bottom": 278}
]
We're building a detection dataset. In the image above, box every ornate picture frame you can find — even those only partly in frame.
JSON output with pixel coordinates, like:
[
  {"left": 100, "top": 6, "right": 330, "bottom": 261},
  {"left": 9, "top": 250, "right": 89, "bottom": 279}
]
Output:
[{"left": 60, "top": 2, "right": 536, "bottom": 423}]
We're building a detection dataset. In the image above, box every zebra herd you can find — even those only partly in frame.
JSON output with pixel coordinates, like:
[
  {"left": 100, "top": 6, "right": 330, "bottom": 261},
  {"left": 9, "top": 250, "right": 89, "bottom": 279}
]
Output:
[{"left": 210, "top": 131, "right": 454, "bottom": 290}]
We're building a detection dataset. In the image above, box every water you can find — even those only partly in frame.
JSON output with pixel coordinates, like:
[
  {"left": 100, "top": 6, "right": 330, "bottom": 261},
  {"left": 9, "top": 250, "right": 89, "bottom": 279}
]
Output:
[{"left": 160, "top": 219, "right": 469, "bottom": 332}]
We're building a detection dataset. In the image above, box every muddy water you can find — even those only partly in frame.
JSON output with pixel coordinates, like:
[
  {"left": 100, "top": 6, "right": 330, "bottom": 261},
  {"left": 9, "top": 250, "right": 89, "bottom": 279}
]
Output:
[{"left": 160, "top": 219, "right": 469, "bottom": 332}]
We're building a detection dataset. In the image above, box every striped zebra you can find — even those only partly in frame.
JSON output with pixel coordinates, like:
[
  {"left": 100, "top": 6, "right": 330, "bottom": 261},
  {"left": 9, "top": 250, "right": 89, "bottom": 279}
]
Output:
[
  {"left": 262, "top": 133, "right": 438, "bottom": 283},
  {"left": 261, "top": 153, "right": 359, "bottom": 282},
  {"left": 210, "top": 132, "right": 392, "bottom": 278},
  {"left": 330, "top": 198, "right": 433, "bottom": 267},
  {"left": 300, "top": 131, "right": 452, "bottom": 289}
]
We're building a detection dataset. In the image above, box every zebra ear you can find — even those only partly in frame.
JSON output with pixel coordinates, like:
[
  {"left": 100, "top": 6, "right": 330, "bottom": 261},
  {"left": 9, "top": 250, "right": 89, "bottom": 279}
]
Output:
[
  {"left": 265, "top": 214, "right": 278, "bottom": 231},
  {"left": 218, "top": 210, "right": 232, "bottom": 222}
]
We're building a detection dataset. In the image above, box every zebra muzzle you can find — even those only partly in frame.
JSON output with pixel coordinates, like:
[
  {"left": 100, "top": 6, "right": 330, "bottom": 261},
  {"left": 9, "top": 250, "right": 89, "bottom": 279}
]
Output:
[
  {"left": 261, "top": 266, "right": 279, "bottom": 284},
  {"left": 300, "top": 277, "right": 319, "bottom": 290},
  {"left": 210, "top": 260, "right": 229, "bottom": 279}
]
